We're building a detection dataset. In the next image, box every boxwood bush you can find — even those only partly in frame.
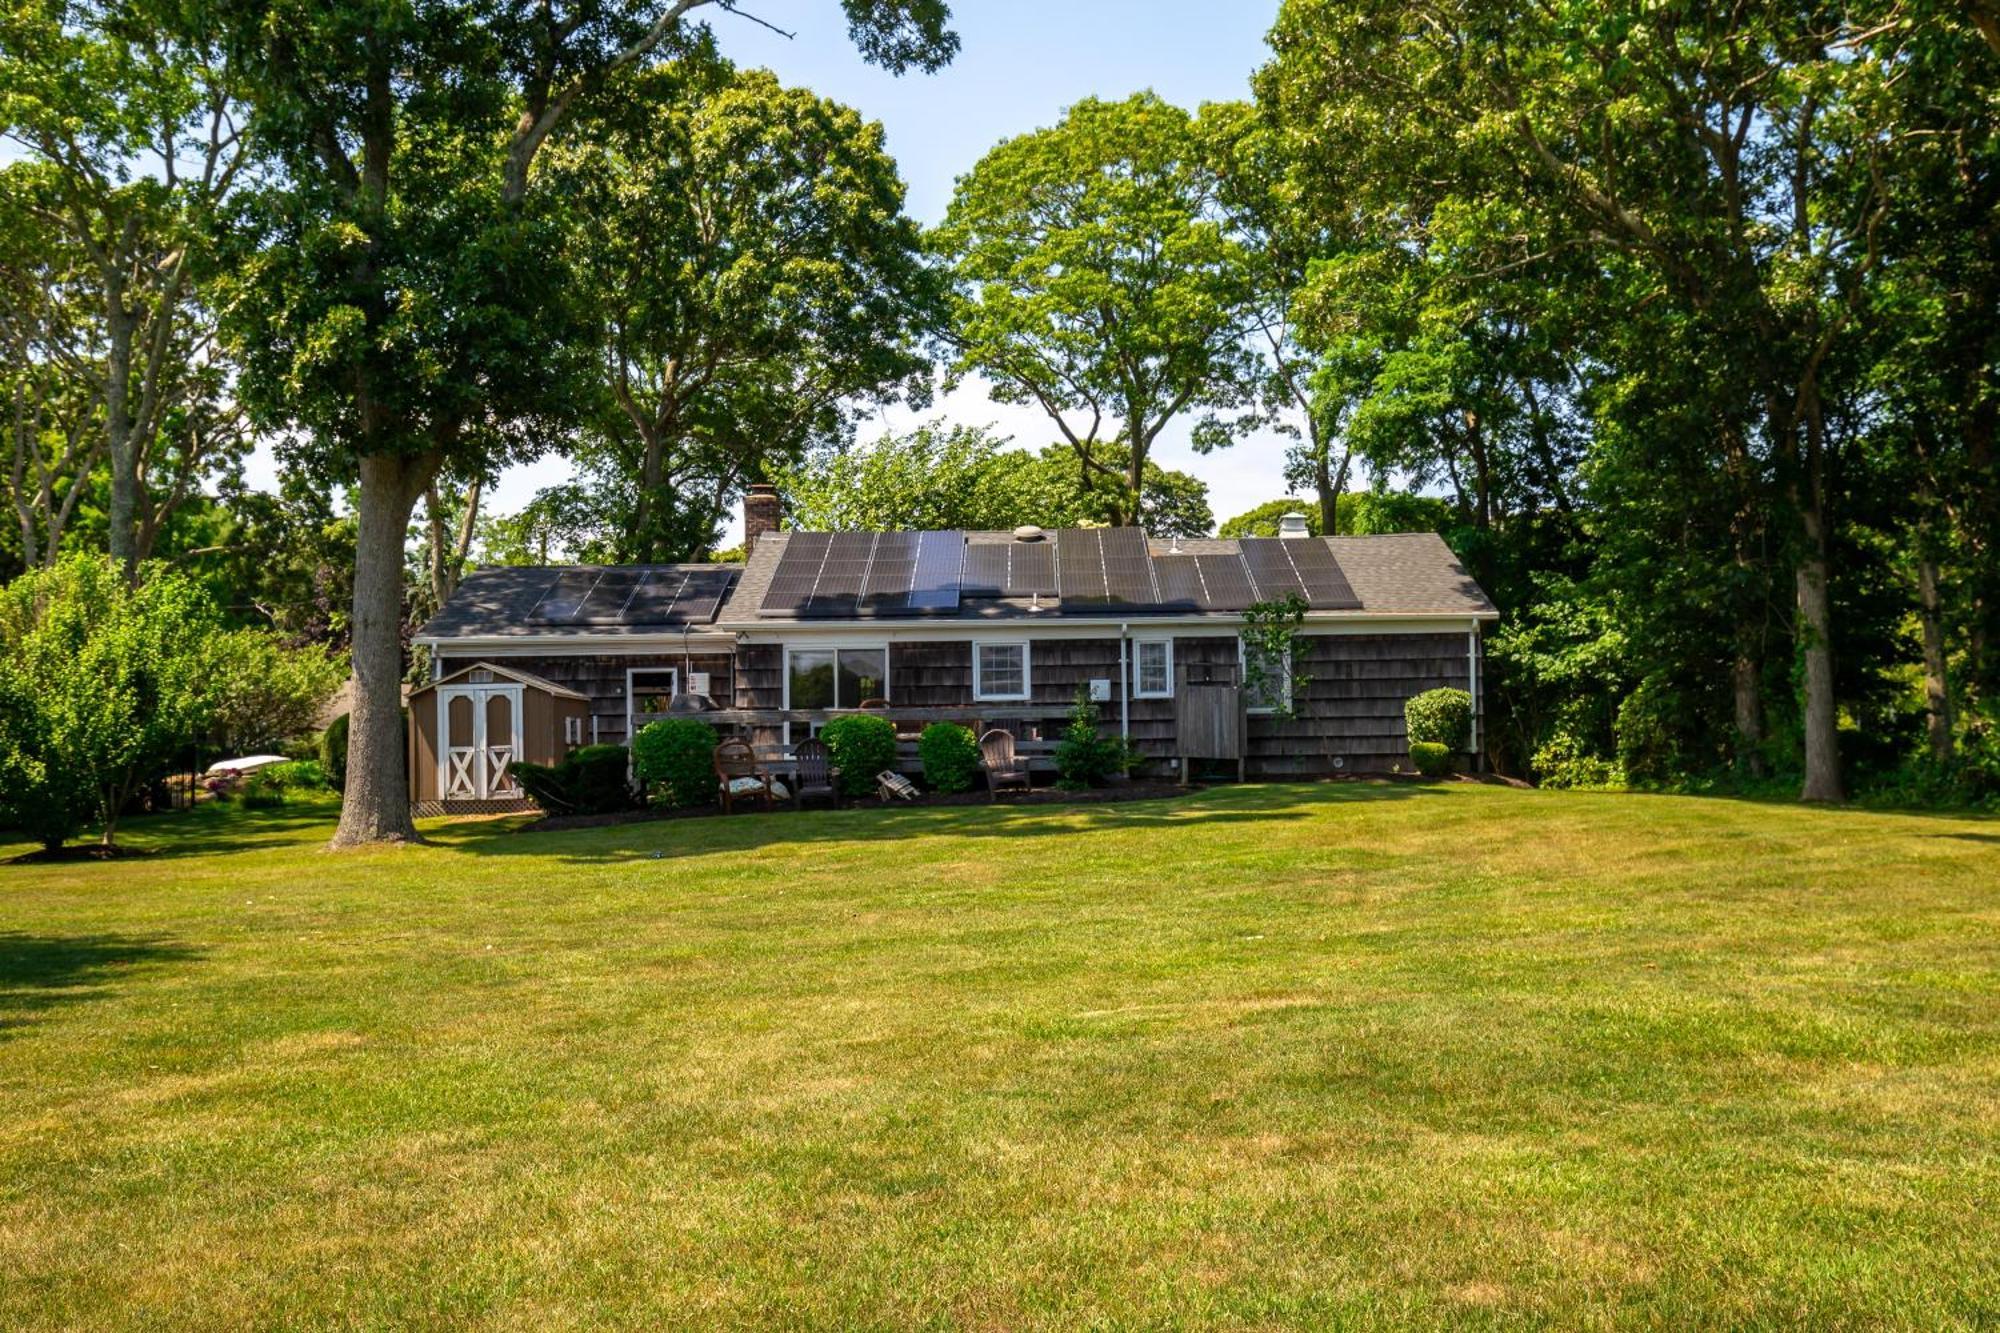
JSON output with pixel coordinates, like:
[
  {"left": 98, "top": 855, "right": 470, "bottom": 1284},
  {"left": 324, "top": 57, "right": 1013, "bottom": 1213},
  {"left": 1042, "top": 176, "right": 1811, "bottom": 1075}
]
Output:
[
  {"left": 631, "top": 719, "right": 718, "bottom": 809},
  {"left": 1405, "top": 687, "right": 1473, "bottom": 752},
  {"left": 821, "top": 714, "right": 898, "bottom": 797},
  {"left": 512, "top": 745, "right": 634, "bottom": 815},
  {"left": 917, "top": 722, "right": 980, "bottom": 794},
  {"left": 1408, "top": 740, "right": 1452, "bottom": 778}
]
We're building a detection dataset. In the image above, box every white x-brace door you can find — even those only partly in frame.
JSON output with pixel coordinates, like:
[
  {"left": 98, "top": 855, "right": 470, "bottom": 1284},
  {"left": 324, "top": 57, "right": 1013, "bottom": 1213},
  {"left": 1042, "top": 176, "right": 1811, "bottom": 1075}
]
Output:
[{"left": 437, "top": 684, "right": 525, "bottom": 799}]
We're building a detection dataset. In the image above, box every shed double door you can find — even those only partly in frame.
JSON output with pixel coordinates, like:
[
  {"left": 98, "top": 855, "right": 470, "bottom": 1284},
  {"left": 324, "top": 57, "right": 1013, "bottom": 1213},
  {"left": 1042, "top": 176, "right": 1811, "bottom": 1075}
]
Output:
[{"left": 438, "top": 684, "right": 525, "bottom": 799}]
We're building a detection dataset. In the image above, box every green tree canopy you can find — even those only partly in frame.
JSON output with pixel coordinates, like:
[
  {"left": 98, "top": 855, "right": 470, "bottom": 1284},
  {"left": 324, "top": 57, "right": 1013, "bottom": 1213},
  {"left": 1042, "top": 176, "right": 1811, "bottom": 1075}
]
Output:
[
  {"left": 934, "top": 92, "right": 1260, "bottom": 525},
  {"left": 552, "top": 59, "right": 943, "bottom": 562},
  {"left": 778, "top": 423, "right": 1213, "bottom": 536}
]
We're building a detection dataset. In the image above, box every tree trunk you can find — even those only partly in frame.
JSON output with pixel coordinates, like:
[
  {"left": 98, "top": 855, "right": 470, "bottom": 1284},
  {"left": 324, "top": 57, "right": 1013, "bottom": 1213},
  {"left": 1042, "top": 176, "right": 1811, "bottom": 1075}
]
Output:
[
  {"left": 1795, "top": 503, "right": 1843, "bottom": 803},
  {"left": 1731, "top": 644, "right": 1766, "bottom": 778},
  {"left": 1918, "top": 549, "right": 1953, "bottom": 764},
  {"left": 104, "top": 295, "right": 138, "bottom": 576},
  {"left": 331, "top": 450, "right": 439, "bottom": 848}
]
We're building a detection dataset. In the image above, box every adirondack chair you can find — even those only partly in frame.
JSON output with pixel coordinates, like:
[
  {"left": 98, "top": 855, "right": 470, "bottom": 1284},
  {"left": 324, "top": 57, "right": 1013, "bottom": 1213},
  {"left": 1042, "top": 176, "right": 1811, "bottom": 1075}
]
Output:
[
  {"left": 713, "top": 736, "right": 775, "bottom": 813},
  {"left": 979, "top": 728, "right": 1032, "bottom": 800},
  {"left": 790, "top": 737, "right": 838, "bottom": 810}
]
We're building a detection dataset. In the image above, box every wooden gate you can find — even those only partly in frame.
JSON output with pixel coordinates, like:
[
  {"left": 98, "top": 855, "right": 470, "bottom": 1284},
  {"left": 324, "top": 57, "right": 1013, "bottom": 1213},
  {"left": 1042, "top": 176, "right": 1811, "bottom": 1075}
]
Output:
[{"left": 1175, "top": 660, "right": 1244, "bottom": 782}]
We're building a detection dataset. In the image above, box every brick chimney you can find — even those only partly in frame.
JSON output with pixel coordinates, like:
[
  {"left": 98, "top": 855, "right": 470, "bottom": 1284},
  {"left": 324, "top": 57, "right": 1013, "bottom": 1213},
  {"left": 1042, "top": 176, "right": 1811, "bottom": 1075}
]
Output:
[{"left": 742, "top": 483, "right": 781, "bottom": 558}]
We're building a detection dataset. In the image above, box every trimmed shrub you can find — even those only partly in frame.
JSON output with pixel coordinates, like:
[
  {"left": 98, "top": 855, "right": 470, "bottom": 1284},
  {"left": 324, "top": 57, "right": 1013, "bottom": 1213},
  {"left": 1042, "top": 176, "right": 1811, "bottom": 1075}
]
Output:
[
  {"left": 320, "top": 713, "right": 350, "bottom": 792},
  {"left": 1408, "top": 741, "right": 1452, "bottom": 778},
  {"left": 631, "top": 719, "right": 719, "bottom": 809},
  {"left": 513, "top": 744, "right": 635, "bottom": 815},
  {"left": 917, "top": 723, "right": 981, "bottom": 794},
  {"left": 1054, "top": 686, "right": 1120, "bottom": 789},
  {"left": 822, "top": 714, "right": 899, "bottom": 797},
  {"left": 1405, "top": 687, "right": 1473, "bottom": 752}
]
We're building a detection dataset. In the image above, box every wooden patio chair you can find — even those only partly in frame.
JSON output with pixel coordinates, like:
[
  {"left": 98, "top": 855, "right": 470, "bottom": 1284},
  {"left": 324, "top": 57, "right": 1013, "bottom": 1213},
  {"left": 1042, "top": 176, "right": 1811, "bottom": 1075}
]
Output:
[
  {"left": 713, "top": 736, "right": 775, "bottom": 813},
  {"left": 790, "top": 737, "right": 838, "bottom": 810},
  {"left": 979, "top": 728, "right": 1032, "bottom": 800}
]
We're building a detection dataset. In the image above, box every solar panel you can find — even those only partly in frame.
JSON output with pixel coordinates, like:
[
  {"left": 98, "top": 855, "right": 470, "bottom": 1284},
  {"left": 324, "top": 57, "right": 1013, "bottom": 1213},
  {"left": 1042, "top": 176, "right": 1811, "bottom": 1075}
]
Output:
[
  {"left": 1007, "top": 541, "right": 1056, "bottom": 595},
  {"left": 761, "top": 531, "right": 831, "bottom": 615},
  {"left": 805, "top": 531, "right": 874, "bottom": 616},
  {"left": 668, "top": 568, "right": 735, "bottom": 623},
  {"left": 1239, "top": 538, "right": 1307, "bottom": 601},
  {"left": 907, "top": 530, "right": 964, "bottom": 613},
  {"left": 1055, "top": 528, "right": 1110, "bottom": 603},
  {"left": 961, "top": 543, "right": 1008, "bottom": 595},
  {"left": 622, "top": 569, "right": 688, "bottom": 624},
  {"left": 528, "top": 569, "right": 603, "bottom": 623},
  {"left": 1151, "top": 554, "right": 1203, "bottom": 609},
  {"left": 568, "top": 568, "right": 647, "bottom": 623},
  {"left": 1099, "top": 527, "right": 1157, "bottom": 605},
  {"left": 1284, "top": 538, "right": 1363, "bottom": 609},
  {"left": 1195, "top": 554, "right": 1256, "bottom": 610},
  {"left": 859, "top": 532, "right": 917, "bottom": 613}
]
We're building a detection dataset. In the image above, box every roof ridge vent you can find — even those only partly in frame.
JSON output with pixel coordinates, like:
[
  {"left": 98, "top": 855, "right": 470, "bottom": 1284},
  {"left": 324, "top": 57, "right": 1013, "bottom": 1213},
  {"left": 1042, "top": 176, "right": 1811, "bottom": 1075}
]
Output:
[
  {"left": 1278, "top": 511, "right": 1311, "bottom": 540},
  {"left": 1013, "top": 525, "right": 1046, "bottom": 542}
]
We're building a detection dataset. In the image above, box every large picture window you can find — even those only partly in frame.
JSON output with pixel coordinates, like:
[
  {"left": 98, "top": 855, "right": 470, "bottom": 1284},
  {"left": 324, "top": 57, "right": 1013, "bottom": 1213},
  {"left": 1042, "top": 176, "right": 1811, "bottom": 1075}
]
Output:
[
  {"left": 973, "top": 641, "right": 1030, "bottom": 701},
  {"left": 786, "top": 646, "right": 887, "bottom": 710},
  {"left": 1132, "top": 638, "right": 1173, "bottom": 699}
]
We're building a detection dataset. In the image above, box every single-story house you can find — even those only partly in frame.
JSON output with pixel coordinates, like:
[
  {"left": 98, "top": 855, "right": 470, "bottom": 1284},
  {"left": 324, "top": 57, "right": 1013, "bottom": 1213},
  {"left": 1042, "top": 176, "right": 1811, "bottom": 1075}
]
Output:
[{"left": 410, "top": 487, "right": 1497, "bottom": 812}]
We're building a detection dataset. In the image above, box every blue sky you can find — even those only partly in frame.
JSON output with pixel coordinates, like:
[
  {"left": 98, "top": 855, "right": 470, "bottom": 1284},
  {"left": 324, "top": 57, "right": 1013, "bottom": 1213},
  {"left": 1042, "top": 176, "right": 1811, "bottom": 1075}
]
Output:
[{"left": 285, "top": 2, "right": 1302, "bottom": 538}]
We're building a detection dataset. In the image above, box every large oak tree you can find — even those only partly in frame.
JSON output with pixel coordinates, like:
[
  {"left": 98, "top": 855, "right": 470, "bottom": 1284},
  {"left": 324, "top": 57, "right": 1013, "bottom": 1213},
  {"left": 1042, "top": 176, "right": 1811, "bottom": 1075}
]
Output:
[{"left": 194, "top": 0, "right": 954, "bottom": 846}]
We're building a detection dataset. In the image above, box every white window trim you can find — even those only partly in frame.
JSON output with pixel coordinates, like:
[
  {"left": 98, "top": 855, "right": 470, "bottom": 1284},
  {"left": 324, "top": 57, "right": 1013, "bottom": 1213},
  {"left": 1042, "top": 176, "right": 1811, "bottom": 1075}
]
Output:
[
  {"left": 972, "top": 640, "right": 1032, "bottom": 702},
  {"left": 625, "top": 667, "right": 679, "bottom": 746},
  {"left": 1238, "top": 637, "right": 1293, "bottom": 715},
  {"left": 781, "top": 643, "right": 891, "bottom": 710},
  {"left": 1132, "top": 637, "right": 1174, "bottom": 699}
]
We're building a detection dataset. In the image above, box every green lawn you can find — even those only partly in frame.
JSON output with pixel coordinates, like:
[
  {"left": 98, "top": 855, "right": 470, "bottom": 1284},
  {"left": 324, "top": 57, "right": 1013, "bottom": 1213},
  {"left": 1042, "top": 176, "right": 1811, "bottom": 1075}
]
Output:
[{"left": 1, "top": 784, "right": 1996, "bottom": 1329}]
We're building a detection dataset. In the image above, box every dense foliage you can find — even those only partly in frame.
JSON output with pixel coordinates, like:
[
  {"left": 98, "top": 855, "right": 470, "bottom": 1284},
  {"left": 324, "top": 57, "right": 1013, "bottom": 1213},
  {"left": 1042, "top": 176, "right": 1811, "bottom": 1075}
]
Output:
[
  {"left": 917, "top": 723, "right": 981, "bottom": 794},
  {"left": 1404, "top": 689, "right": 1474, "bottom": 754},
  {"left": 512, "top": 745, "right": 635, "bottom": 816},
  {"left": 631, "top": 719, "right": 719, "bottom": 810},
  {"left": 0, "top": 556, "right": 331, "bottom": 849},
  {"left": 820, "top": 714, "right": 899, "bottom": 797}
]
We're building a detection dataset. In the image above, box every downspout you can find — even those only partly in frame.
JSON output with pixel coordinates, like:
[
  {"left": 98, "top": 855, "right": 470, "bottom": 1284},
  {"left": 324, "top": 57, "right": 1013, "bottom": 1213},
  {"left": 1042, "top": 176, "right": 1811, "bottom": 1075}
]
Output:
[
  {"left": 1467, "top": 626, "right": 1481, "bottom": 772},
  {"left": 1119, "top": 623, "right": 1130, "bottom": 741}
]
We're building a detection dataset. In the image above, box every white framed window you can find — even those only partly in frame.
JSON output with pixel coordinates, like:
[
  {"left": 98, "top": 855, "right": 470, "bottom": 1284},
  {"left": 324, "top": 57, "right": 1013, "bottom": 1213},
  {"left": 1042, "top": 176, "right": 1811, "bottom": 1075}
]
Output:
[
  {"left": 782, "top": 644, "right": 889, "bottom": 710},
  {"left": 1132, "top": 638, "right": 1173, "bottom": 699},
  {"left": 973, "top": 641, "right": 1031, "bottom": 701},
  {"left": 1238, "top": 637, "right": 1293, "bottom": 715},
  {"left": 564, "top": 715, "right": 584, "bottom": 745}
]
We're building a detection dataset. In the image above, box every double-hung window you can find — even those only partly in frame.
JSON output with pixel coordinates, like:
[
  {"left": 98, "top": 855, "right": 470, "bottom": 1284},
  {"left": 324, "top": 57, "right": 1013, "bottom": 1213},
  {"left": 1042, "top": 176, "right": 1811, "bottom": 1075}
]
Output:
[
  {"left": 973, "top": 641, "right": 1030, "bottom": 702},
  {"left": 1132, "top": 638, "right": 1173, "bottom": 699}
]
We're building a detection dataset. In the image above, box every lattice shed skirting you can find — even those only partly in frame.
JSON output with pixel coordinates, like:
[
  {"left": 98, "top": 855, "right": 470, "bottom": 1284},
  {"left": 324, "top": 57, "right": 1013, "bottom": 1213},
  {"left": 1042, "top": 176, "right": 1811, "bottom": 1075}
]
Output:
[{"left": 411, "top": 798, "right": 538, "bottom": 819}]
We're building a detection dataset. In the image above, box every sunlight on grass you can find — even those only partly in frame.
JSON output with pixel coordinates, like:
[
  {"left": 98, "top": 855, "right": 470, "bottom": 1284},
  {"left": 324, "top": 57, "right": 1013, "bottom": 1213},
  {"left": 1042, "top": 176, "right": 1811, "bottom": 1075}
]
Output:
[{"left": 1, "top": 785, "right": 1996, "bottom": 1328}]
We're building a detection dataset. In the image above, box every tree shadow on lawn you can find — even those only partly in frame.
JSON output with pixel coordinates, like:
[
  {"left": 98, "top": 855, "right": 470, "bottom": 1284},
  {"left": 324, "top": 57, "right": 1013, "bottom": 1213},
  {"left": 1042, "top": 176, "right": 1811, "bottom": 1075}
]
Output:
[
  {"left": 0, "top": 933, "right": 203, "bottom": 1040},
  {"left": 431, "top": 779, "right": 1448, "bottom": 866}
]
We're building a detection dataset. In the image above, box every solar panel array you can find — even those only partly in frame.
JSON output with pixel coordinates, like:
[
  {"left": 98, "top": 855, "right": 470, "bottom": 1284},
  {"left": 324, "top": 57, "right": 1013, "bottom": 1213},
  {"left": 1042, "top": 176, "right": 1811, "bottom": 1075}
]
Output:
[
  {"left": 528, "top": 566, "right": 736, "bottom": 626},
  {"left": 757, "top": 530, "right": 1363, "bottom": 618}
]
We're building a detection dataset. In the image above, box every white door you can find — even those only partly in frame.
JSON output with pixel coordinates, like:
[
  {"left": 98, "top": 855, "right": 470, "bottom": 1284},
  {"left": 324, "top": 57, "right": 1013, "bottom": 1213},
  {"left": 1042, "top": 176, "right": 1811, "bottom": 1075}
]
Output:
[{"left": 438, "top": 685, "right": 525, "bottom": 799}]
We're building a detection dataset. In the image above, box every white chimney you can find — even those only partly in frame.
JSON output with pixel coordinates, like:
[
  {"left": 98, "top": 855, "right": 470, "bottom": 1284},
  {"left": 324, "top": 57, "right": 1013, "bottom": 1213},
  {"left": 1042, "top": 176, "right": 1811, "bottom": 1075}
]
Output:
[{"left": 1278, "top": 511, "right": 1311, "bottom": 540}]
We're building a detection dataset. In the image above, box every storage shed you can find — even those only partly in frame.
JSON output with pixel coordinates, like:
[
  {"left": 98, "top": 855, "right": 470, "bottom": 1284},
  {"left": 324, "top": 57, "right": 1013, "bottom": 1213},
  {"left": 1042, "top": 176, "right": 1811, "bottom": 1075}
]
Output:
[{"left": 408, "top": 661, "right": 590, "bottom": 813}]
